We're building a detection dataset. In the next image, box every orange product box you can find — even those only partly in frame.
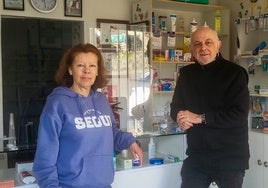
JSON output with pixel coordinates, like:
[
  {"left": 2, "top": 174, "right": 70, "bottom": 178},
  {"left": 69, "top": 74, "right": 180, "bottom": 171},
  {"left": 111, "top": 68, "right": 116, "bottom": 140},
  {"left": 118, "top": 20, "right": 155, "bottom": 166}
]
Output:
[{"left": 0, "top": 180, "right": 15, "bottom": 188}]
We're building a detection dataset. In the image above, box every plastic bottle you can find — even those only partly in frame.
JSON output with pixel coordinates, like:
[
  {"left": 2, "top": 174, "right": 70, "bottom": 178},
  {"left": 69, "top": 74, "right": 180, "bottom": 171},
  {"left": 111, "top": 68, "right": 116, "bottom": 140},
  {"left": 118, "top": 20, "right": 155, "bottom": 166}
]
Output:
[
  {"left": 203, "top": 21, "right": 209, "bottom": 27},
  {"left": 214, "top": 9, "right": 222, "bottom": 34},
  {"left": 264, "top": 14, "right": 268, "bottom": 31},
  {"left": 160, "top": 106, "right": 172, "bottom": 134},
  {"left": 152, "top": 12, "right": 156, "bottom": 32},
  {"left": 249, "top": 16, "right": 256, "bottom": 31},
  {"left": 178, "top": 16, "right": 185, "bottom": 32},
  {"left": 113, "top": 152, "right": 117, "bottom": 170},
  {"left": 252, "top": 41, "right": 267, "bottom": 55},
  {"left": 160, "top": 113, "right": 168, "bottom": 134},
  {"left": 8, "top": 113, "right": 16, "bottom": 145},
  {"left": 152, "top": 70, "right": 160, "bottom": 91},
  {"left": 148, "top": 137, "right": 156, "bottom": 160},
  {"left": 190, "top": 18, "right": 198, "bottom": 33},
  {"left": 170, "top": 14, "right": 177, "bottom": 32}
]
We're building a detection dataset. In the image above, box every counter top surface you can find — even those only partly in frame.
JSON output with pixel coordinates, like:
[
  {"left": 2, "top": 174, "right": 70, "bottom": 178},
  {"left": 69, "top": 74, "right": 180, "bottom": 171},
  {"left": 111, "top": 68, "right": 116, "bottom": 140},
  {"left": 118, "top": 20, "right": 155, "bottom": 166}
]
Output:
[
  {"left": 0, "top": 168, "right": 38, "bottom": 187},
  {"left": 0, "top": 161, "right": 182, "bottom": 188},
  {"left": 251, "top": 128, "right": 268, "bottom": 134}
]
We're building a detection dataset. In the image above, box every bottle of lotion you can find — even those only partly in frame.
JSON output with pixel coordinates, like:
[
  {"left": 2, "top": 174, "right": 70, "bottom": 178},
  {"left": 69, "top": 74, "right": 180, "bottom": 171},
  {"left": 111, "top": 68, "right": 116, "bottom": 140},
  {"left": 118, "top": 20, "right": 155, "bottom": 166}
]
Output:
[
  {"left": 190, "top": 18, "right": 198, "bottom": 33},
  {"left": 170, "top": 14, "right": 177, "bottom": 32},
  {"left": 148, "top": 137, "right": 156, "bottom": 160}
]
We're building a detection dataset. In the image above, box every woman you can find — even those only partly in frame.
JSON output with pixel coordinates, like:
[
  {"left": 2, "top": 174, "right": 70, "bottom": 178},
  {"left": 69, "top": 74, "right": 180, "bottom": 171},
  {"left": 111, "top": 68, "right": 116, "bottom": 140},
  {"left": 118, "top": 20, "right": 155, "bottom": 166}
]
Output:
[{"left": 33, "top": 43, "right": 143, "bottom": 188}]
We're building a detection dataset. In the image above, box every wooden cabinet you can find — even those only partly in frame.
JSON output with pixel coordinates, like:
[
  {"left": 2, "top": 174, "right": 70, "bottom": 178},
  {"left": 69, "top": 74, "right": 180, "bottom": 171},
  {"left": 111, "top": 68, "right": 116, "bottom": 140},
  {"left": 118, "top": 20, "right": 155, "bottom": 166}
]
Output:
[{"left": 243, "top": 131, "right": 268, "bottom": 188}]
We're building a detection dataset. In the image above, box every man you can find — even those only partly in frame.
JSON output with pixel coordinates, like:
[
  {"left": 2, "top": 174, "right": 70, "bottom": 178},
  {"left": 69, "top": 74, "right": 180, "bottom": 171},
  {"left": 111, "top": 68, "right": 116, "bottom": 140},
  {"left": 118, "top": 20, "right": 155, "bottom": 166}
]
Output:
[{"left": 170, "top": 27, "right": 250, "bottom": 188}]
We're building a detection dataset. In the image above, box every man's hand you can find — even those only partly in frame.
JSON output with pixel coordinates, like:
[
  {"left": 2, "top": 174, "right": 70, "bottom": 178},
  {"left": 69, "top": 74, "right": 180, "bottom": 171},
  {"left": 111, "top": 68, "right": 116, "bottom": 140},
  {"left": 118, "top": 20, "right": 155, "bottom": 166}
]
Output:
[{"left": 177, "top": 110, "right": 202, "bottom": 131}]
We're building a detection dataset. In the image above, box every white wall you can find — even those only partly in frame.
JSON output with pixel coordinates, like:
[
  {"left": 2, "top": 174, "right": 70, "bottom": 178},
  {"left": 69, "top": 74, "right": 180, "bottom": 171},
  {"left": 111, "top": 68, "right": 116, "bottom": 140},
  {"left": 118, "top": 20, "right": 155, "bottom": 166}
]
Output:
[
  {"left": 0, "top": 0, "right": 131, "bottom": 139},
  {"left": 0, "top": 0, "right": 132, "bottom": 42}
]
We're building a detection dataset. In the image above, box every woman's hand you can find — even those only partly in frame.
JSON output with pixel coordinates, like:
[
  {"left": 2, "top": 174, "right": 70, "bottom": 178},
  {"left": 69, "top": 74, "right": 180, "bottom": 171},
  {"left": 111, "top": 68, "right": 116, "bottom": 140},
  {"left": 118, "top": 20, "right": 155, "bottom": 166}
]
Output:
[{"left": 129, "top": 142, "right": 143, "bottom": 166}]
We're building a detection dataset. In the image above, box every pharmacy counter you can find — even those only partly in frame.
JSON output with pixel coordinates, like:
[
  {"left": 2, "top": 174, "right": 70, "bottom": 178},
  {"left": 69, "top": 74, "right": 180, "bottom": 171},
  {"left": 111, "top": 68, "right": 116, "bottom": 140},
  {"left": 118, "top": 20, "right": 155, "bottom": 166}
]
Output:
[
  {"left": 0, "top": 134, "right": 186, "bottom": 187},
  {"left": 0, "top": 162, "right": 182, "bottom": 188},
  {"left": 112, "top": 162, "right": 182, "bottom": 188}
]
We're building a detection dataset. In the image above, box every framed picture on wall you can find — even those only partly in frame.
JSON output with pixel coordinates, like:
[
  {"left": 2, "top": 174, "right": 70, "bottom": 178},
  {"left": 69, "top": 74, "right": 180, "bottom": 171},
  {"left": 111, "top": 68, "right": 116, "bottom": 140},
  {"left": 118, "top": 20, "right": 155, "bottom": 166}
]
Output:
[
  {"left": 96, "top": 19, "right": 129, "bottom": 45},
  {"left": 96, "top": 19, "right": 129, "bottom": 77},
  {"left": 132, "top": 0, "right": 149, "bottom": 23},
  {"left": 3, "top": 0, "right": 24, "bottom": 10},
  {"left": 65, "top": 0, "right": 82, "bottom": 17}
]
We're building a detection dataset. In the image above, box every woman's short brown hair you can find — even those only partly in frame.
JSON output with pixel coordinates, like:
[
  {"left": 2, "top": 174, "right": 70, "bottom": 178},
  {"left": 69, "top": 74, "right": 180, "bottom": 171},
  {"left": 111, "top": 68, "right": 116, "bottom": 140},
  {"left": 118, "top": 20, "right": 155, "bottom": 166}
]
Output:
[{"left": 54, "top": 43, "right": 109, "bottom": 90}]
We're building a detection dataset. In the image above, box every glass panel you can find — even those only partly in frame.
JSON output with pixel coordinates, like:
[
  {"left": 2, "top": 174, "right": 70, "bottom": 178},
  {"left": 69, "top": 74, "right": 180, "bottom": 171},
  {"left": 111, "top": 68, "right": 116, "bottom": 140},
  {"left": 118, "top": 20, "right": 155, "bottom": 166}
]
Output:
[
  {"left": 127, "top": 29, "right": 151, "bottom": 135},
  {"left": 1, "top": 16, "right": 84, "bottom": 148},
  {"left": 89, "top": 26, "right": 150, "bottom": 136}
]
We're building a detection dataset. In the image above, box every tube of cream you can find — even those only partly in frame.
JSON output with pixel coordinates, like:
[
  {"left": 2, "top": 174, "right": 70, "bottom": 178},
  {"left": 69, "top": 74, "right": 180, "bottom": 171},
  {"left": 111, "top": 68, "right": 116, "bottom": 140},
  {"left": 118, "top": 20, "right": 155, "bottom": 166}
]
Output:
[{"left": 170, "top": 14, "right": 177, "bottom": 32}]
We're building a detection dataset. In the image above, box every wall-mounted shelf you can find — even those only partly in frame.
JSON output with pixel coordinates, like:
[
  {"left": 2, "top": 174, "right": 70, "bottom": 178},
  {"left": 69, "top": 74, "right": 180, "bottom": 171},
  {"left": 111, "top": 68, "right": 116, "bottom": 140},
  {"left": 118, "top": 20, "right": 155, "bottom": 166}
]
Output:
[
  {"left": 152, "top": 60, "right": 194, "bottom": 64},
  {"left": 153, "top": 90, "right": 174, "bottom": 94},
  {"left": 152, "top": 0, "right": 229, "bottom": 12},
  {"left": 250, "top": 93, "right": 268, "bottom": 98}
]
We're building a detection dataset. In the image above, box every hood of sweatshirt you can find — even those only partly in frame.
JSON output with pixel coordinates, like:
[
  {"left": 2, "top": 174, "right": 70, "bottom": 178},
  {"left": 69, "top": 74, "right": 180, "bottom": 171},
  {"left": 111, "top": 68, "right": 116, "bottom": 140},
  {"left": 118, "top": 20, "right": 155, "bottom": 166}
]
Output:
[{"left": 48, "top": 87, "right": 113, "bottom": 122}]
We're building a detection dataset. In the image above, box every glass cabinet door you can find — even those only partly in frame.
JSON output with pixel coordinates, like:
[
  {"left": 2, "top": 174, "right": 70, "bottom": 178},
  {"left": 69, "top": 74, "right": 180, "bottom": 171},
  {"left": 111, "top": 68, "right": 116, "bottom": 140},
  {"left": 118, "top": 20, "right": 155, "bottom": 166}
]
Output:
[
  {"left": 127, "top": 24, "right": 151, "bottom": 135},
  {"left": 1, "top": 16, "right": 84, "bottom": 148},
  {"left": 89, "top": 24, "right": 150, "bottom": 136}
]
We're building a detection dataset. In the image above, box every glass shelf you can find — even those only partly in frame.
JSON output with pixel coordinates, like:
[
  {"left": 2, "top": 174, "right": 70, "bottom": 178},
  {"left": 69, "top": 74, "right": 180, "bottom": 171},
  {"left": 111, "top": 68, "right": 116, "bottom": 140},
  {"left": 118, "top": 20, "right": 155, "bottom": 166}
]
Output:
[
  {"left": 153, "top": 91, "right": 174, "bottom": 94},
  {"left": 152, "top": 60, "right": 194, "bottom": 64},
  {"left": 250, "top": 93, "right": 268, "bottom": 97}
]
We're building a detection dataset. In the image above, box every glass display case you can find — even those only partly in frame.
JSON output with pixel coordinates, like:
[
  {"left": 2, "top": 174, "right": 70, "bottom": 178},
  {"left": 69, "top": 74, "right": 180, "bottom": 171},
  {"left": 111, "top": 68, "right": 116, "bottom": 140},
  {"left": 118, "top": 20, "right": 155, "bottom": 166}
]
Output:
[
  {"left": 89, "top": 23, "right": 151, "bottom": 136},
  {"left": 1, "top": 16, "right": 84, "bottom": 150}
]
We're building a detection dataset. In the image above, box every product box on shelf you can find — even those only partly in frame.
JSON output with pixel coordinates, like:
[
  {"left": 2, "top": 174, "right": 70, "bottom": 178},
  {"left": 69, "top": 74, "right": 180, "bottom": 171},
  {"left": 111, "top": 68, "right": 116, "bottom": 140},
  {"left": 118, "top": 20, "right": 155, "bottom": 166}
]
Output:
[{"left": 173, "top": 0, "right": 209, "bottom": 5}]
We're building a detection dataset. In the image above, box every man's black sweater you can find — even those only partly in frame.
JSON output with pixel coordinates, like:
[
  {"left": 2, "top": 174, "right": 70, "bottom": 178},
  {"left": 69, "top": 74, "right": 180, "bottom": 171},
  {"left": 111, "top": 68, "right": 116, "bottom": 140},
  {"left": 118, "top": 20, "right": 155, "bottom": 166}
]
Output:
[{"left": 170, "top": 54, "right": 250, "bottom": 170}]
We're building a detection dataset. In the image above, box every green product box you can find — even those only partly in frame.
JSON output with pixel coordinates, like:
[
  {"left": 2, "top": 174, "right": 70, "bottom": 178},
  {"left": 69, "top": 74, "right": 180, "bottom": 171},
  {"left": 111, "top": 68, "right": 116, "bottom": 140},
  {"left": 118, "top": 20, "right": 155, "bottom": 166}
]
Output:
[
  {"left": 174, "top": 0, "right": 209, "bottom": 4},
  {"left": 116, "top": 157, "right": 133, "bottom": 170}
]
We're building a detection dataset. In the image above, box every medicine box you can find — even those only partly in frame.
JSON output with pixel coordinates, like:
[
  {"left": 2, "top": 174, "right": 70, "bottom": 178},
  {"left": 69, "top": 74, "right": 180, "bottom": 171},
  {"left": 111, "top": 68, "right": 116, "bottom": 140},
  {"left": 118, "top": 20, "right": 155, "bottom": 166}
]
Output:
[
  {"left": 16, "top": 162, "right": 33, "bottom": 173},
  {"left": 175, "top": 50, "right": 183, "bottom": 61},
  {"left": 116, "top": 157, "right": 133, "bottom": 170},
  {"left": 259, "top": 89, "right": 268, "bottom": 95}
]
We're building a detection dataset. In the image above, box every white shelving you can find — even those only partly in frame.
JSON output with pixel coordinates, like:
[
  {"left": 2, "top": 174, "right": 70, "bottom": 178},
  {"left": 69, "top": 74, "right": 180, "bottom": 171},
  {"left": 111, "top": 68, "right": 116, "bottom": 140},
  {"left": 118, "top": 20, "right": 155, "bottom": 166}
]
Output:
[
  {"left": 236, "top": 18, "right": 268, "bottom": 187},
  {"left": 142, "top": 0, "right": 230, "bottom": 117},
  {"left": 150, "top": 0, "right": 230, "bottom": 58}
]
